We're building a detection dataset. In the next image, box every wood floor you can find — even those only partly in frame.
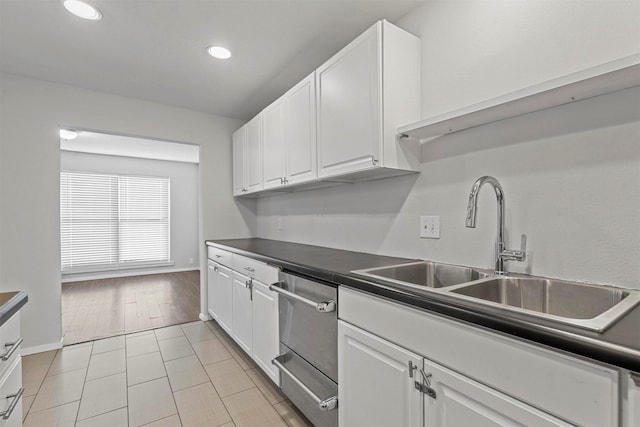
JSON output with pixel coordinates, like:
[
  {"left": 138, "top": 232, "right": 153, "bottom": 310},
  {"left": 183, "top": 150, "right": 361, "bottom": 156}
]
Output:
[{"left": 62, "top": 271, "right": 200, "bottom": 345}]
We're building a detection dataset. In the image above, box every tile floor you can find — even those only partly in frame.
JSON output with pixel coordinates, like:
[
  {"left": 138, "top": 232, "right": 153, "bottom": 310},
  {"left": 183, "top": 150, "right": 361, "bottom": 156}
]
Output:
[{"left": 22, "top": 320, "right": 312, "bottom": 427}]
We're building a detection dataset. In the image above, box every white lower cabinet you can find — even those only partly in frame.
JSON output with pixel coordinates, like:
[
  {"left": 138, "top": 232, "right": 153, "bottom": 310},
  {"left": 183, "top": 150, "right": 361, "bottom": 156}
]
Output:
[
  {"left": 423, "top": 358, "right": 570, "bottom": 427},
  {"left": 0, "top": 358, "right": 22, "bottom": 427},
  {"left": 206, "top": 260, "right": 218, "bottom": 320},
  {"left": 232, "top": 271, "right": 253, "bottom": 354},
  {"left": 0, "top": 312, "right": 22, "bottom": 427},
  {"left": 339, "top": 287, "right": 619, "bottom": 427},
  {"left": 624, "top": 372, "right": 640, "bottom": 427},
  {"left": 251, "top": 279, "right": 280, "bottom": 384},
  {"left": 338, "top": 320, "right": 422, "bottom": 427},
  {"left": 206, "top": 248, "right": 280, "bottom": 385},
  {"left": 215, "top": 264, "right": 234, "bottom": 335},
  {"left": 339, "top": 320, "right": 571, "bottom": 427}
]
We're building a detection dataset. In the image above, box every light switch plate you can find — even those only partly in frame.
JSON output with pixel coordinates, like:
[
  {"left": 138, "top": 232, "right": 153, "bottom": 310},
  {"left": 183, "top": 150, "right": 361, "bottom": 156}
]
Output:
[
  {"left": 277, "top": 217, "right": 284, "bottom": 230},
  {"left": 420, "top": 215, "right": 440, "bottom": 239}
]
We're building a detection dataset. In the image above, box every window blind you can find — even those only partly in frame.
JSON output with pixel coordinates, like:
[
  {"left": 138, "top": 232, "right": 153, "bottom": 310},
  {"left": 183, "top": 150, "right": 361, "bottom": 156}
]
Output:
[{"left": 61, "top": 171, "right": 170, "bottom": 272}]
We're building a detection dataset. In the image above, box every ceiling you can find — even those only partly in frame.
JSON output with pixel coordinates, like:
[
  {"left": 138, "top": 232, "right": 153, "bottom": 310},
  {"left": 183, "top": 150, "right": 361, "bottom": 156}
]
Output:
[{"left": 0, "top": 0, "right": 425, "bottom": 121}]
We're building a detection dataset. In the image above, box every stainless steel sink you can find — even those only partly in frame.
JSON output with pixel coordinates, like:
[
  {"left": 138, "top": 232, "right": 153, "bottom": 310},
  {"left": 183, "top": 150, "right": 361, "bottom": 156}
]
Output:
[
  {"left": 449, "top": 276, "right": 640, "bottom": 331},
  {"left": 352, "top": 261, "right": 490, "bottom": 290}
]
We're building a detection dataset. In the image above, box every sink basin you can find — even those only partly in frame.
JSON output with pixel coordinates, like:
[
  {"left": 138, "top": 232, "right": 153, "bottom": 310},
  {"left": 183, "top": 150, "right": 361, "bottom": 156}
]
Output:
[
  {"left": 352, "top": 261, "right": 489, "bottom": 290},
  {"left": 450, "top": 276, "right": 640, "bottom": 331}
]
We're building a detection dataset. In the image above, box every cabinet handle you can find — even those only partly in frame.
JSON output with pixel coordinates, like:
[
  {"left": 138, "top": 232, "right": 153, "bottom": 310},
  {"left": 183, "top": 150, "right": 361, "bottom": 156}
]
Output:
[
  {"left": 0, "top": 388, "right": 23, "bottom": 420},
  {"left": 408, "top": 361, "right": 417, "bottom": 378},
  {"left": 244, "top": 267, "right": 255, "bottom": 273},
  {"left": 245, "top": 279, "right": 253, "bottom": 300},
  {"left": 213, "top": 266, "right": 218, "bottom": 272},
  {"left": 1, "top": 338, "right": 22, "bottom": 361},
  {"left": 215, "top": 254, "right": 222, "bottom": 258}
]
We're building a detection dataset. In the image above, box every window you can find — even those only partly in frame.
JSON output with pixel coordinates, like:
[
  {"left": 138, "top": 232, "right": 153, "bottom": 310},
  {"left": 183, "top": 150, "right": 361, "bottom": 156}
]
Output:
[{"left": 61, "top": 171, "right": 170, "bottom": 272}]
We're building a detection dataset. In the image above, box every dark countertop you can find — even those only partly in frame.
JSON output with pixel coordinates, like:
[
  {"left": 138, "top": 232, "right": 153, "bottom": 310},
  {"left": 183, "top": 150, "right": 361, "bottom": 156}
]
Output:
[
  {"left": 0, "top": 291, "right": 28, "bottom": 327},
  {"left": 206, "top": 238, "right": 640, "bottom": 371}
]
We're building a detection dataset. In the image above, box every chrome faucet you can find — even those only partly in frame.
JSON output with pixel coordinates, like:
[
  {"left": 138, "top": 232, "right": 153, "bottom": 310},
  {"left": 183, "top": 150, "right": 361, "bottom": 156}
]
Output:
[{"left": 465, "top": 176, "right": 526, "bottom": 275}]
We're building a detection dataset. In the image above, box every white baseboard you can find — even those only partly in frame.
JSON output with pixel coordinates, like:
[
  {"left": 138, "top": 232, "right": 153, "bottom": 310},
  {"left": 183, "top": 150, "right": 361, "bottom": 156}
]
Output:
[
  {"left": 199, "top": 312, "right": 212, "bottom": 321},
  {"left": 62, "top": 267, "right": 200, "bottom": 283},
  {"left": 22, "top": 338, "right": 64, "bottom": 356}
]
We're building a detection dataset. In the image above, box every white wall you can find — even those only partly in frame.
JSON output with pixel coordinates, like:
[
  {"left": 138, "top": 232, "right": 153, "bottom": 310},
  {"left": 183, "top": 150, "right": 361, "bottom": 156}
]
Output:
[
  {"left": 60, "top": 151, "right": 200, "bottom": 280},
  {"left": 257, "top": 1, "right": 640, "bottom": 289},
  {"left": 0, "top": 73, "right": 254, "bottom": 353}
]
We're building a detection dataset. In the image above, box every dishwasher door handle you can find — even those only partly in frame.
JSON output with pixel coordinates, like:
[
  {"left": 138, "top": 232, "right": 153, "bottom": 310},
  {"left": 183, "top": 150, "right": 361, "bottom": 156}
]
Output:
[
  {"left": 268, "top": 282, "right": 336, "bottom": 313},
  {"left": 272, "top": 354, "right": 338, "bottom": 411}
]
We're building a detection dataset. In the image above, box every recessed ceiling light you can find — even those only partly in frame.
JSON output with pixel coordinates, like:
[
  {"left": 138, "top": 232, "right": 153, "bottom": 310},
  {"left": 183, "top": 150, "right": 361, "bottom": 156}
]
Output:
[
  {"left": 60, "top": 129, "right": 79, "bottom": 140},
  {"left": 207, "top": 46, "right": 232, "bottom": 60},
  {"left": 63, "top": 0, "right": 102, "bottom": 20}
]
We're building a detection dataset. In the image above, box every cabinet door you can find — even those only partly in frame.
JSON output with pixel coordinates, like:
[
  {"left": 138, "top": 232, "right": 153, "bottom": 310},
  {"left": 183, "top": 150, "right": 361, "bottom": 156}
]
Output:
[
  {"left": 262, "top": 100, "right": 286, "bottom": 189},
  {"left": 232, "top": 126, "right": 246, "bottom": 196},
  {"left": 207, "top": 261, "right": 218, "bottom": 319},
  {"left": 317, "top": 23, "right": 381, "bottom": 179},
  {"left": 245, "top": 115, "right": 263, "bottom": 193},
  {"left": 251, "top": 279, "right": 280, "bottom": 385},
  {"left": 338, "top": 320, "right": 422, "bottom": 427},
  {"left": 625, "top": 373, "right": 640, "bottom": 427},
  {"left": 285, "top": 73, "right": 316, "bottom": 185},
  {"left": 216, "top": 265, "right": 233, "bottom": 335},
  {"left": 0, "top": 358, "right": 22, "bottom": 427},
  {"left": 423, "top": 358, "right": 571, "bottom": 427},
  {"left": 232, "top": 272, "right": 253, "bottom": 354}
]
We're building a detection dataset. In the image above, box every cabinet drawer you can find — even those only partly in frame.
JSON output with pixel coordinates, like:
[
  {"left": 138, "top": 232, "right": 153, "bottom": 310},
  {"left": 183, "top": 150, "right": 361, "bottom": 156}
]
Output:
[
  {"left": 232, "top": 254, "right": 278, "bottom": 284},
  {"left": 0, "top": 313, "right": 21, "bottom": 379},
  {"left": 340, "top": 288, "right": 618, "bottom": 427},
  {"left": 0, "top": 358, "right": 22, "bottom": 427},
  {"left": 207, "top": 247, "right": 232, "bottom": 268}
]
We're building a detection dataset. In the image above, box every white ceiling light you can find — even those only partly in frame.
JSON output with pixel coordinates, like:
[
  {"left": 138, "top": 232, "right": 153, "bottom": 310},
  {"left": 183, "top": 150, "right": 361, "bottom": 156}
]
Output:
[
  {"left": 63, "top": 0, "right": 102, "bottom": 20},
  {"left": 60, "top": 129, "right": 79, "bottom": 140},
  {"left": 207, "top": 46, "right": 232, "bottom": 60}
]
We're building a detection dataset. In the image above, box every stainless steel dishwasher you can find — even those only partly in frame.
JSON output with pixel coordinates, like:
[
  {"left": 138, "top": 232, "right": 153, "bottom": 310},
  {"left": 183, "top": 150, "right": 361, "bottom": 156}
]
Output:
[{"left": 269, "top": 271, "right": 338, "bottom": 427}]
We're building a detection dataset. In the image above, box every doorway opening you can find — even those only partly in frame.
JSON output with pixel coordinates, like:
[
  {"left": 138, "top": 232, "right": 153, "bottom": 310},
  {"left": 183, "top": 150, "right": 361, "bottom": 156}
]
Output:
[{"left": 59, "top": 129, "right": 201, "bottom": 344}]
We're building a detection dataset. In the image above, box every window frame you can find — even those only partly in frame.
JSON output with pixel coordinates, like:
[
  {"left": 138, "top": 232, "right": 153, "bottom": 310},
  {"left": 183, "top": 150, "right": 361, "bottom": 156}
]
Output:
[{"left": 60, "top": 170, "right": 172, "bottom": 274}]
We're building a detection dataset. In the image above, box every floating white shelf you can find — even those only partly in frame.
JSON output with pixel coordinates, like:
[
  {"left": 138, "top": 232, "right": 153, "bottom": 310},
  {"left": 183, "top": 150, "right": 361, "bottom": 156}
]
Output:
[{"left": 398, "top": 53, "right": 640, "bottom": 142}]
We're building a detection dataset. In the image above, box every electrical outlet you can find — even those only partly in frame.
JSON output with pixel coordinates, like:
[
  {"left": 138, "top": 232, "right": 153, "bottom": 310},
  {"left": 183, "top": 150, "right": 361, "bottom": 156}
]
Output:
[
  {"left": 189, "top": 258, "right": 194, "bottom": 264},
  {"left": 420, "top": 215, "right": 440, "bottom": 239},
  {"left": 277, "top": 217, "right": 284, "bottom": 230}
]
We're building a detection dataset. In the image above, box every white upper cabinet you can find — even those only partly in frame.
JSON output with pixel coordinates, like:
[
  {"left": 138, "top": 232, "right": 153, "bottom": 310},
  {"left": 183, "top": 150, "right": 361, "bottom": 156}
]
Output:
[
  {"left": 233, "top": 20, "right": 421, "bottom": 197},
  {"left": 316, "top": 20, "right": 420, "bottom": 179},
  {"left": 245, "top": 115, "right": 263, "bottom": 193},
  {"left": 262, "top": 97, "right": 286, "bottom": 189},
  {"left": 263, "top": 73, "right": 317, "bottom": 190},
  {"left": 232, "top": 126, "right": 246, "bottom": 196},
  {"left": 233, "top": 115, "right": 264, "bottom": 195},
  {"left": 285, "top": 74, "right": 317, "bottom": 185}
]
